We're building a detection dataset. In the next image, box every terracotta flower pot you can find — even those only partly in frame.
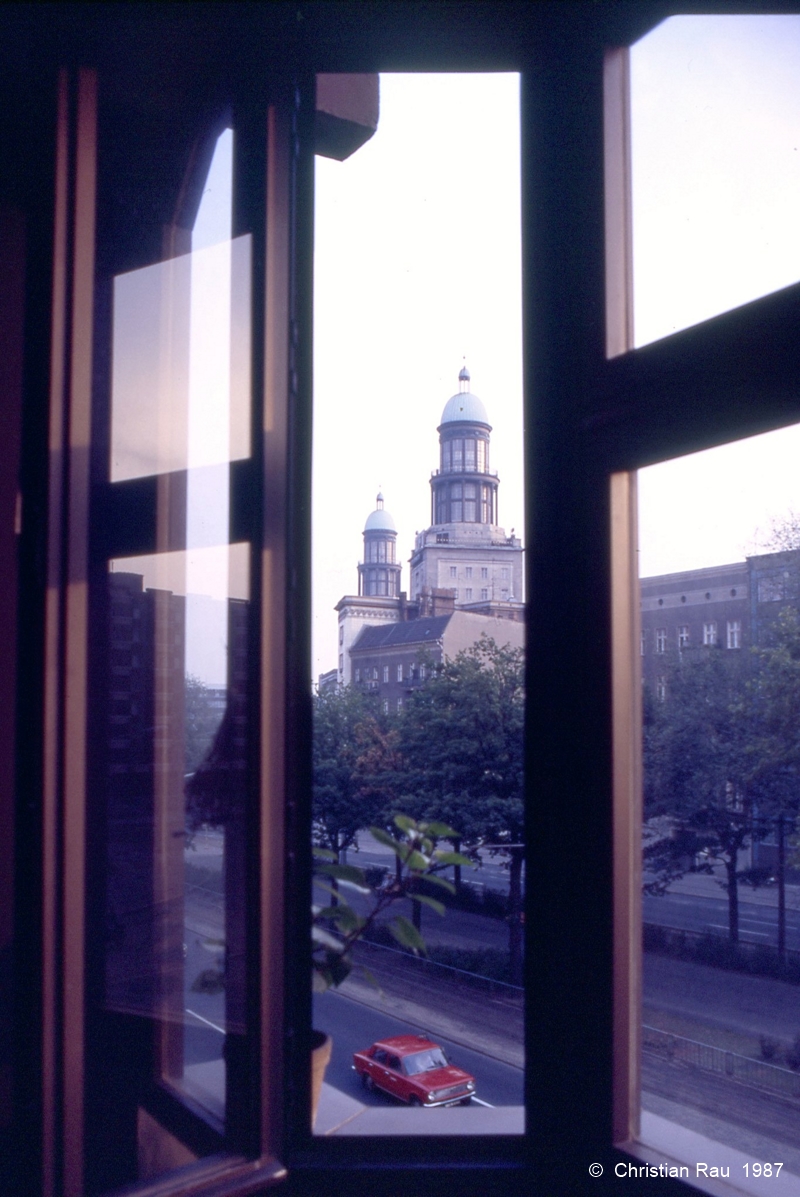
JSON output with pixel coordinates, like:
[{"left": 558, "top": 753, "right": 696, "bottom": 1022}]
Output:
[{"left": 311, "top": 1029, "right": 333, "bottom": 1128}]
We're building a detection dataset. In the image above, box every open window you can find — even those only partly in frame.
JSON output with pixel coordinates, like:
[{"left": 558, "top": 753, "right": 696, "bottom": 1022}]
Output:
[
  {"left": 609, "top": 15, "right": 800, "bottom": 1194},
  {"left": 12, "top": 6, "right": 800, "bottom": 1196}
]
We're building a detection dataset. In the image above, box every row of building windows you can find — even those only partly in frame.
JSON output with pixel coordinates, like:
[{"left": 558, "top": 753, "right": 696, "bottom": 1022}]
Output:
[
  {"left": 355, "top": 663, "right": 427, "bottom": 685},
  {"left": 642, "top": 620, "right": 741, "bottom": 654},
  {"left": 447, "top": 565, "right": 510, "bottom": 580},
  {"left": 440, "top": 436, "right": 489, "bottom": 474},
  {"left": 447, "top": 587, "right": 510, "bottom": 601}
]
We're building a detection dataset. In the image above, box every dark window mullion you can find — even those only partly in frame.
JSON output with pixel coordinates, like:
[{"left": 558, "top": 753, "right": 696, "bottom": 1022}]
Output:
[
  {"left": 95, "top": 459, "right": 259, "bottom": 562},
  {"left": 597, "top": 281, "right": 800, "bottom": 472}
]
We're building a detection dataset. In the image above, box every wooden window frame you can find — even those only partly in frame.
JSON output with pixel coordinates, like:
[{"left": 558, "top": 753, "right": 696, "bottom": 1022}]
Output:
[{"left": 11, "top": 6, "right": 800, "bottom": 1196}]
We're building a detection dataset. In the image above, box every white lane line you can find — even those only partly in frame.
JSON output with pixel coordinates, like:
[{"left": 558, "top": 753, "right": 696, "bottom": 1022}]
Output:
[
  {"left": 706, "top": 924, "right": 771, "bottom": 939},
  {"left": 471, "top": 1096, "right": 495, "bottom": 1108},
  {"left": 186, "top": 1007, "right": 225, "bottom": 1034}
]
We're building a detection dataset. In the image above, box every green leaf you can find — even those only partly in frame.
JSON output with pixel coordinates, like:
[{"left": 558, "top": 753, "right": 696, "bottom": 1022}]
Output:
[
  {"left": 313, "top": 953, "right": 352, "bottom": 991},
  {"left": 388, "top": 915, "right": 427, "bottom": 955},
  {"left": 315, "top": 863, "right": 369, "bottom": 888},
  {"left": 422, "top": 821, "right": 459, "bottom": 839},
  {"left": 330, "top": 909, "right": 366, "bottom": 938},
  {"left": 433, "top": 851, "right": 474, "bottom": 868},
  {"left": 405, "top": 850, "right": 430, "bottom": 871},
  {"left": 325, "top": 953, "right": 353, "bottom": 987},
  {"left": 311, "top": 926, "right": 345, "bottom": 951},
  {"left": 312, "top": 847, "right": 337, "bottom": 862},
  {"left": 409, "top": 893, "right": 445, "bottom": 916},
  {"left": 313, "top": 880, "right": 367, "bottom": 904},
  {"left": 393, "top": 814, "right": 416, "bottom": 832},
  {"left": 368, "top": 826, "right": 407, "bottom": 857}
]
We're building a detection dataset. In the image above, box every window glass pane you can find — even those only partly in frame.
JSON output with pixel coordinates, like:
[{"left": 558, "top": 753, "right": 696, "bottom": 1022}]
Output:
[
  {"left": 312, "top": 74, "right": 525, "bottom": 1137},
  {"left": 109, "top": 128, "right": 251, "bottom": 481},
  {"left": 105, "top": 545, "right": 250, "bottom": 1123},
  {"left": 631, "top": 16, "right": 800, "bottom": 348},
  {"left": 87, "top": 115, "right": 255, "bottom": 1186},
  {"left": 638, "top": 423, "right": 800, "bottom": 1180}
]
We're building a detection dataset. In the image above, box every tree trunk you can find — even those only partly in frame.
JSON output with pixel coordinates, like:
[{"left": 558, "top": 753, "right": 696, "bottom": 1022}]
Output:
[
  {"left": 725, "top": 853, "right": 738, "bottom": 943},
  {"left": 508, "top": 847, "right": 524, "bottom": 986},
  {"left": 452, "top": 838, "right": 462, "bottom": 893},
  {"left": 330, "top": 841, "right": 340, "bottom": 907},
  {"left": 411, "top": 881, "right": 422, "bottom": 933},
  {"left": 778, "top": 814, "right": 786, "bottom": 961}
]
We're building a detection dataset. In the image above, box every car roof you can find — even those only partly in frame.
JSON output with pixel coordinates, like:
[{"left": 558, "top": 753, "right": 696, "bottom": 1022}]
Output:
[{"left": 373, "top": 1034, "right": 439, "bottom": 1056}]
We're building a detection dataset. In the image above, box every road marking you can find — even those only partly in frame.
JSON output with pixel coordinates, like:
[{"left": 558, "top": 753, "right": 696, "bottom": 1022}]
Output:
[
  {"left": 706, "top": 924, "right": 771, "bottom": 939},
  {"left": 186, "top": 1007, "right": 225, "bottom": 1034},
  {"left": 471, "top": 1096, "right": 495, "bottom": 1108}
]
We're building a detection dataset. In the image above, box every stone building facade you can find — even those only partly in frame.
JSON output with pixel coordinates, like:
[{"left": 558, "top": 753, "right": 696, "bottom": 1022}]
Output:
[{"left": 640, "top": 548, "right": 800, "bottom": 696}]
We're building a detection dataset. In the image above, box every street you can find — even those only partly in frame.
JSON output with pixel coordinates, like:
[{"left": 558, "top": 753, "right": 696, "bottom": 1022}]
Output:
[
  {"left": 644, "top": 889, "right": 800, "bottom": 951},
  {"left": 313, "top": 987, "right": 524, "bottom": 1109}
]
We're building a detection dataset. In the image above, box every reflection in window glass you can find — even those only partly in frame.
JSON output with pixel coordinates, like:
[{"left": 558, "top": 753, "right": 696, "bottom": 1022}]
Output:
[
  {"left": 631, "top": 16, "right": 800, "bottom": 348},
  {"left": 110, "top": 129, "right": 251, "bottom": 481},
  {"left": 90, "top": 119, "right": 254, "bottom": 1183},
  {"left": 312, "top": 75, "right": 525, "bottom": 1135},
  {"left": 639, "top": 424, "right": 800, "bottom": 1180},
  {"left": 105, "top": 546, "right": 249, "bottom": 1127}
]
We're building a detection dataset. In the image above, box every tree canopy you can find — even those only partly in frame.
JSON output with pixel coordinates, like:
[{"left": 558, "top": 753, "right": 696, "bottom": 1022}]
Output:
[
  {"left": 312, "top": 635, "right": 526, "bottom": 981},
  {"left": 644, "top": 613, "right": 800, "bottom": 942}
]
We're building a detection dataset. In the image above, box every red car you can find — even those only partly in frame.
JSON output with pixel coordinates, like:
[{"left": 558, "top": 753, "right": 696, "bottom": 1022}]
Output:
[{"left": 352, "top": 1034, "right": 476, "bottom": 1107}]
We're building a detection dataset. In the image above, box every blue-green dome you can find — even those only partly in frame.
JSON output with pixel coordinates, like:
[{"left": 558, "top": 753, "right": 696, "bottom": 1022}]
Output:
[
  {"left": 440, "top": 390, "right": 490, "bottom": 427},
  {"left": 363, "top": 492, "right": 396, "bottom": 533}
]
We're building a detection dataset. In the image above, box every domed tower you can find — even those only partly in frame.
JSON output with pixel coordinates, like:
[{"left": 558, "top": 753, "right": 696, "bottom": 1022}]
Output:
[
  {"left": 430, "top": 366, "right": 499, "bottom": 528},
  {"left": 358, "top": 493, "right": 402, "bottom": 597},
  {"left": 409, "top": 366, "right": 524, "bottom": 614}
]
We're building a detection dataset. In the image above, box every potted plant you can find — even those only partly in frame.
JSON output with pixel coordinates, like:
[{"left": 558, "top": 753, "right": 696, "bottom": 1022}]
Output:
[{"left": 311, "top": 815, "right": 471, "bottom": 1123}]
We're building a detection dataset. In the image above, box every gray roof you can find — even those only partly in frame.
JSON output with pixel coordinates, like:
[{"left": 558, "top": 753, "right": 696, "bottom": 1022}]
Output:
[{"left": 351, "top": 615, "right": 451, "bottom": 652}]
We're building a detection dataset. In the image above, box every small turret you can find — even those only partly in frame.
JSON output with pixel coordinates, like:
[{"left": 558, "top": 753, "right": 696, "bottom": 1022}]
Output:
[{"left": 359, "top": 491, "right": 401, "bottom": 597}]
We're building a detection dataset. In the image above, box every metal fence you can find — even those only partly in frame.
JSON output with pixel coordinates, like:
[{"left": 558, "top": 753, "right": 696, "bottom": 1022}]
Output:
[{"left": 643, "top": 1024, "right": 800, "bottom": 1102}]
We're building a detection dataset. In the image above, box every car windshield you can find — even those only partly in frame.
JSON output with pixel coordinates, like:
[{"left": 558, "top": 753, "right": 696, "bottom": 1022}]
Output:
[{"left": 401, "top": 1048, "right": 449, "bottom": 1075}]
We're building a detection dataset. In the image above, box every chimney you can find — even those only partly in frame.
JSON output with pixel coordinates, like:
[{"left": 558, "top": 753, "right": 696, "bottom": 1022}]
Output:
[{"left": 430, "top": 588, "right": 456, "bottom": 617}]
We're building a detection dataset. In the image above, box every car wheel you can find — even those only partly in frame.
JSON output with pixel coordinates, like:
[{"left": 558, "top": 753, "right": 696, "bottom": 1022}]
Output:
[
  {"left": 408, "top": 1095, "right": 422, "bottom": 1107},
  {"left": 361, "top": 1072, "right": 374, "bottom": 1092}
]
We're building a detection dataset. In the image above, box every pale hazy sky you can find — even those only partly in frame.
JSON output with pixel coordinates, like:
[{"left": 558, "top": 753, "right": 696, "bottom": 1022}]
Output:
[
  {"left": 113, "top": 21, "right": 800, "bottom": 679},
  {"left": 313, "top": 73, "right": 523, "bottom": 679},
  {"left": 631, "top": 16, "right": 800, "bottom": 579}
]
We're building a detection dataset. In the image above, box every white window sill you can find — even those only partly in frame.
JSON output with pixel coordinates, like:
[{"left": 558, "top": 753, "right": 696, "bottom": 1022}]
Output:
[{"left": 315, "top": 1082, "right": 524, "bottom": 1136}]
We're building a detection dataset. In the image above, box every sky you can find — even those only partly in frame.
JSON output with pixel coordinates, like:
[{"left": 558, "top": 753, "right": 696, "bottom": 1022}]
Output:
[
  {"left": 312, "top": 74, "right": 523, "bottom": 679},
  {"left": 630, "top": 16, "right": 800, "bottom": 578},
  {"left": 109, "top": 24, "right": 800, "bottom": 679}
]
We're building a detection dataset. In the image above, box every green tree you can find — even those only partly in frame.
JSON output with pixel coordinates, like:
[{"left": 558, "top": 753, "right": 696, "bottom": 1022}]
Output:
[
  {"left": 184, "top": 674, "right": 223, "bottom": 776},
  {"left": 643, "top": 640, "right": 794, "bottom": 943},
  {"left": 399, "top": 636, "right": 526, "bottom": 982},
  {"left": 312, "top": 686, "right": 389, "bottom": 901}
]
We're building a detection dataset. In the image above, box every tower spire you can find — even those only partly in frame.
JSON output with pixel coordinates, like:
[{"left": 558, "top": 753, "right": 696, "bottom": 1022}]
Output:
[{"left": 458, "top": 359, "right": 470, "bottom": 393}]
